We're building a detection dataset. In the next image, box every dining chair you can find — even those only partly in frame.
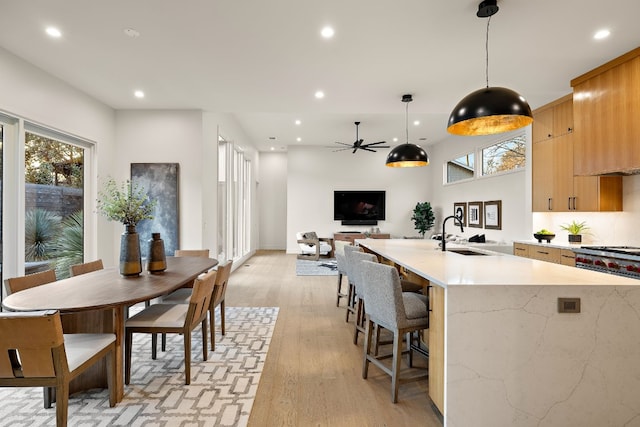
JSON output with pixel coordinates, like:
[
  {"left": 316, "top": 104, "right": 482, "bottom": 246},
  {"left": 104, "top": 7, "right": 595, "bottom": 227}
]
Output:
[
  {"left": 162, "top": 260, "right": 233, "bottom": 351},
  {"left": 360, "top": 260, "right": 429, "bottom": 403},
  {"left": 0, "top": 310, "right": 117, "bottom": 426},
  {"left": 343, "top": 245, "right": 363, "bottom": 322},
  {"left": 348, "top": 251, "right": 379, "bottom": 345},
  {"left": 125, "top": 269, "right": 217, "bottom": 385},
  {"left": 159, "top": 249, "right": 213, "bottom": 351},
  {"left": 4, "top": 269, "right": 57, "bottom": 295},
  {"left": 70, "top": 259, "right": 104, "bottom": 276}
]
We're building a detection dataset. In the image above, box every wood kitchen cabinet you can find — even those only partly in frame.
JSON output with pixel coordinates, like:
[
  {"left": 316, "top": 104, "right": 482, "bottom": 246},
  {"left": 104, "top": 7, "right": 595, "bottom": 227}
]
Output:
[
  {"left": 531, "top": 96, "right": 622, "bottom": 212},
  {"left": 428, "top": 284, "right": 445, "bottom": 414},
  {"left": 513, "top": 242, "right": 576, "bottom": 267},
  {"left": 571, "top": 47, "right": 640, "bottom": 175}
]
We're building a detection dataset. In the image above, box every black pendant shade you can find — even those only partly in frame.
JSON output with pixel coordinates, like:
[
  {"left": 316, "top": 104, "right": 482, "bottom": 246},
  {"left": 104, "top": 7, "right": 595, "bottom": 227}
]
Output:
[
  {"left": 447, "top": 0, "right": 533, "bottom": 136},
  {"left": 386, "top": 143, "right": 429, "bottom": 168},
  {"left": 447, "top": 86, "right": 533, "bottom": 136},
  {"left": 385, "top": 93, "right": 429, "bottom": 168}
]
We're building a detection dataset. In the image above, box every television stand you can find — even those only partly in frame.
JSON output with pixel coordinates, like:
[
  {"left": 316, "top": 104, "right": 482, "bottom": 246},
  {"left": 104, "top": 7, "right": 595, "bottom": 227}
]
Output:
[{"left": 334, "top": 232, "right": 390, "bottom": 244}]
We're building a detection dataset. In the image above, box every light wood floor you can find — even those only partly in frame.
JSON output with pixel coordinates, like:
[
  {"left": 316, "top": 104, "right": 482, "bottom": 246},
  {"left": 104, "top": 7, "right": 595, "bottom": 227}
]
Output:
[{"left": 226, "top": 250, "right": 443, "bottom": 426}]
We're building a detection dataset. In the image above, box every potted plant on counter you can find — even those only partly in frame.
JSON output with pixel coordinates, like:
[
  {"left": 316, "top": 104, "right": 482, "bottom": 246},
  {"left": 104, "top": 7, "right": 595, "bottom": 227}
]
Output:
[
  {"left": 97, "top": 177, "right": 156, "bottom": 276},
  {"left": 412, "top": 202, "right": 435, "bottom": 238},
  {"left": 560, "top": 220, "right": 589, "bottom": 243}
]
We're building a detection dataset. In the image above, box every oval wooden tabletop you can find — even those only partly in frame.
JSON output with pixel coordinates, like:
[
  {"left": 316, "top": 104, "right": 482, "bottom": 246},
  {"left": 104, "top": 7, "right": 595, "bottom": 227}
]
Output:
[{"left": 2, "top": 256, "right": 218, "bottom": 312}]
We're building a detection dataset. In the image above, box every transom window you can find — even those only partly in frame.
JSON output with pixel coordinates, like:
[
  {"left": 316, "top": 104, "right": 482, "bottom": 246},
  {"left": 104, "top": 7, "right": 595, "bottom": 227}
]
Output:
[{"left": 444, "top": 132, "right": 526, "bottom": 184}]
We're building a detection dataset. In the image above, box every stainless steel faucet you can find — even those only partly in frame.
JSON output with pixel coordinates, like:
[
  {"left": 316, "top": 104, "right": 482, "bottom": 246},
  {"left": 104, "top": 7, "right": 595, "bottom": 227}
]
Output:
[{"left": 441, "top": 215, "right": 464, "bottom": 251}]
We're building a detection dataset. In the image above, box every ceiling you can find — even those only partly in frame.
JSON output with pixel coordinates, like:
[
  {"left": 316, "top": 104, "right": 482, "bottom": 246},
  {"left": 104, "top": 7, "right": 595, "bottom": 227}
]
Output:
[{"left": 0, "top": 0, "right": 638, "bottom": 153}]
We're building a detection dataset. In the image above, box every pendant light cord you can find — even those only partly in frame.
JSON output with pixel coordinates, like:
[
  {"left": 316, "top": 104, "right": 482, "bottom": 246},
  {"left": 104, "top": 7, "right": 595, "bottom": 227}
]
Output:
[
  {"left": 485, "top": 15, "right": 491, "bottom": 88},
  {"left": 405, "top": 100, "right": 409, "bottom": 144}
]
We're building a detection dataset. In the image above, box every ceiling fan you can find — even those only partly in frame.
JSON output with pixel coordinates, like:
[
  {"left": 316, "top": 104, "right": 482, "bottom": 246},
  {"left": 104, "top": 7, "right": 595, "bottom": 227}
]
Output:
[{"left": 334, "top": 121, "right": 389, "bottom": 153}]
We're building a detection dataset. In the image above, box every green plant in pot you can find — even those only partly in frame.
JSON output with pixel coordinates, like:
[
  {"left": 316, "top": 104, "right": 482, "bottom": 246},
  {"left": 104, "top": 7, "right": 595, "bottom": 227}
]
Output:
[
  {"left": 411, "top": 202, "right": 435, "bottom": 238},
  {"left": 560, "top": 220, "right": 589, "bottom": 243},
  {"left": 97, "top": 177, "right": 156, "bottom": 276}
]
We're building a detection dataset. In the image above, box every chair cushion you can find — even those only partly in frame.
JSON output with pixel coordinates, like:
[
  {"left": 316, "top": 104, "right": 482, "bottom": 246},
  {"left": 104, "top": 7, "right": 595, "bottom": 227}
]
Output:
[
  {"left": 400, "top": 279, "right": 424, "bottom": 293},
  {"left": 126, "top": 304, "right": 189, "bottom": 329},
  {"left": 300, "top": 241, "right": 333, "bottom": 254},
  {"left": 64, "top": 333, "right": 115, "bottom": 373},
  {"left": 402, "top": 293, "right": 428, "bottom": 320},
  {"left": 303, "top": 231, "right": 318, "bottom": 240}
]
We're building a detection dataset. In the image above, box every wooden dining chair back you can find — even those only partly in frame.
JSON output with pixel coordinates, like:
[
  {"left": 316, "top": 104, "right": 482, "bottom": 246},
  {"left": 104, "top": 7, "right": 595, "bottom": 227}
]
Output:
[
  {"left": 209, "top": 260, "right": 233, "bottom": 350},
  {"left": 0, "top": 310, "right": 116, "bottom": 426},
  {"left": 4, "top": 269, "right": 57, "bottom": 296},
  {"left": 125, "top": 269, "right": 217, "bottom": 385},
  {"left": 70, "top": 259, "right": 104, "bottom": 276}
]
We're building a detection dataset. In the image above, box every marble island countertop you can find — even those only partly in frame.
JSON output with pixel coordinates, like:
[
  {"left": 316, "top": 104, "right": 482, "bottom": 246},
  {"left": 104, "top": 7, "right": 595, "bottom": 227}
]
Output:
[{"left": 356, "top": 238, "right": 640, "bottom": 288}]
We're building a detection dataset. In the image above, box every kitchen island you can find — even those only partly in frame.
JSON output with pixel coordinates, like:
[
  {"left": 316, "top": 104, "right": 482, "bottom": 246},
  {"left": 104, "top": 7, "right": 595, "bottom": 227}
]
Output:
[{"left": 357, "top": 238, "right": 640, "bottom": 427}]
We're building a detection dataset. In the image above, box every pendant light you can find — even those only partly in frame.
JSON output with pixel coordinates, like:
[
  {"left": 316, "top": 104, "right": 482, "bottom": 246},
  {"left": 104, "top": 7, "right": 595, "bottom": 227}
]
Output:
[
  {"left": 385, "top": 94, "right": 429, "bottom": 168},
  {"left": 447, "top": 0, "right": 533, "bottom": 136}
]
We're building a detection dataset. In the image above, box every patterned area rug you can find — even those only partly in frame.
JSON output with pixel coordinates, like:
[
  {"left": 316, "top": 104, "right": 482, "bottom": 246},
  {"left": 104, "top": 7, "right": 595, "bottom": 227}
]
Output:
[
  {"left": 295, "top": 258, "right": 338, "bottom": 276},
  {"left": 0, "top": 306, "right": 278, "bottom": 427}
]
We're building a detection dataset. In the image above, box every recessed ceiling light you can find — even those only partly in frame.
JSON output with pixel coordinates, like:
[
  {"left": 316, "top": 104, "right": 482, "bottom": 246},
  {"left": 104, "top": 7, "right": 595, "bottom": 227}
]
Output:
[
  {"left": 296, "top": 137, "right": 302, "bottom": 142},
  {"left": 134, "top": 90, "right": 145, "bottom": 98},
  {"left": 124, "top": 28, "right": 141, "bottom": 38},
  {"left": 413, "top": 120, "right": 420, "bottom": 126},
  {"left": 295, "top": 119, "right": 301, "bottom": 125},
  {"left": 270, "top": 147, "right": 275, "bottom": 151},
  {"left": 46, "top": 27, "right": 62, "bottom": 38},
  {"left": 393, "top": 137, "right": 399, "bottom": 142},
  {"left": 321, "top": 26, "right": 335, "bottom": 39},
  {"left": 315, "top": 90, "right": 325, "bottom": 99},
  {"left": 594, "top": 29, "right": 610, "bottom": 40}
]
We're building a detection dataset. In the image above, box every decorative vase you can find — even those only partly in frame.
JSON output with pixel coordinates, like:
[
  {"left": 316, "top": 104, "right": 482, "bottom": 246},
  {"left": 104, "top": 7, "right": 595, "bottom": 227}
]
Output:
[
  {"left": 120, "top": 225, "right": 142, "bottom": 276},
  {"left": 147, "top": 232, "right": 167, "bottom": 273},
  {"left": 568, "top": 234, "right": 582, "bottom": 243}
]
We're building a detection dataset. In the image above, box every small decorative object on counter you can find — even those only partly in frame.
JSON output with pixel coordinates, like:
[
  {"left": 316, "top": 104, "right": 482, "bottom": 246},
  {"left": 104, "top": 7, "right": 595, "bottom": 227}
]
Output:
[
  {"left": 533, "top": 229, "right": 555, "bottom": 243},
  {"left": 560, "top": 220, "right": 589, "bottom": 243},
  {"left": 147, "top": 232, "right": 167, "bottom": 273}
]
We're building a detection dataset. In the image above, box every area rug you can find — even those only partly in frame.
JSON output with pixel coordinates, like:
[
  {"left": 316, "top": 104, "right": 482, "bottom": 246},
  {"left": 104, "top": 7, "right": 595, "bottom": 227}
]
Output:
[
  {"left": 295, "top": 258, "right": 338, "bottom": 276},
  {"left": 0, "top": 306, "right": 278, "bottom": 427}
]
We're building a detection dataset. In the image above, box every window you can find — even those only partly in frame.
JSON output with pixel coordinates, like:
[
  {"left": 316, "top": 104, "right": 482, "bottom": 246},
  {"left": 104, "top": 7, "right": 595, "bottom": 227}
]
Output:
[
  {"left": 481, "top": 134, "right": 526, "bottom": 176},
  {"left": 446, "top": 152, "right": 475, "bottom": 183},
  {"left": 218, "top": 136, "right": 252, "bottom": 263},
  {"left": 24, "top": 130, "right": 85, "bottom": 279}
]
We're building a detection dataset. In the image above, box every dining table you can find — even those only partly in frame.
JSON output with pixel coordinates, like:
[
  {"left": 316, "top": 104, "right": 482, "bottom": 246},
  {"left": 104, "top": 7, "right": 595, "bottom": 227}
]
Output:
[{"left": 2, "top": 255, "right": 218, "bottom": 402}]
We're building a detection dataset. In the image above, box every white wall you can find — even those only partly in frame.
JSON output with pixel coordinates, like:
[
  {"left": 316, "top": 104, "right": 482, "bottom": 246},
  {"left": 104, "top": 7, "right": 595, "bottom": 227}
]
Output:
[
  {"left": 259, "top": 152, "right": 287, "bottom": 250},
  {"left": 286, "top": 146, "right": 430, "bottom": 253},
  {"left": 114, "top": 110, "right": 205, "bottom": 259},
  {"left": 0, "top": 47, "right": 116, "bottom": 271},
  {"left": 427, "top": 127, "right": 532, "bottom": 244}
]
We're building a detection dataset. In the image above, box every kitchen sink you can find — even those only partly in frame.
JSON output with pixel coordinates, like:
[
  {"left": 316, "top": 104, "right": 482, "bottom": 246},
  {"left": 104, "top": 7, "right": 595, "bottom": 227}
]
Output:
[{"left": 447, "top": 248, "right": 489, "bottom": 256}]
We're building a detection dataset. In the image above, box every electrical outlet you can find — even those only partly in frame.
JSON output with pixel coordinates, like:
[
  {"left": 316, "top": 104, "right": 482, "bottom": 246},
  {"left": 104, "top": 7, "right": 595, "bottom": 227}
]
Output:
[{"left": 558, "top": 297, "right": 581, "bottom": 313}]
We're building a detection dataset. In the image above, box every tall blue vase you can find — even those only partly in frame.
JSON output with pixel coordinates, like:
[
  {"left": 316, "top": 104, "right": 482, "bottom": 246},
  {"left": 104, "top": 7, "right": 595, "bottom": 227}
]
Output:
[{"left": 120, "top": 225, "right": 142, "bottom": 276}]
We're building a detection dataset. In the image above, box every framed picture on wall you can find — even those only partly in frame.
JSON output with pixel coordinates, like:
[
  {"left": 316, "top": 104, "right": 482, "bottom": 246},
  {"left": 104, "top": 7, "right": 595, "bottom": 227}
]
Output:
[
  {"left": 484, "top": 200, "right": 502, "bottom": 230},
  {"left": 468, "top": 201, "right": 483, "bottom": 228},
  {"left": 131, "top": 163, "right": 180, "bottom": 258},
  {"left": 454, "top": 202, "right": 467, "bottom": 226}
]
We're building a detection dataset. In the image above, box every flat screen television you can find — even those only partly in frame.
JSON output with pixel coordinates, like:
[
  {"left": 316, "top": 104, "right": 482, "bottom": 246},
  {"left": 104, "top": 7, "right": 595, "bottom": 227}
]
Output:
[{"left": 333, "top": 190, "right": 386, "bottom": 225}]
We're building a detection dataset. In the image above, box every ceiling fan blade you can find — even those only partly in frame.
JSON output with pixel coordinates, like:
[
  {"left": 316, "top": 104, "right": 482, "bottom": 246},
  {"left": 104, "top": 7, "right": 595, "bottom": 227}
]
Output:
[
  {"left": 334, "top": 142, "right": 352, "bottom": 147},
  {"left": 360, "top": 147, "right": 377, "bottom": 153},
  {"left": 333, "top": 147, "right": 352, "bottom": 152},
  {"left": 366, "top": 141, "right": 388, "bottom": 146},
  {"left": 352, "top": 147, "right": 358, "bottom": 154}
]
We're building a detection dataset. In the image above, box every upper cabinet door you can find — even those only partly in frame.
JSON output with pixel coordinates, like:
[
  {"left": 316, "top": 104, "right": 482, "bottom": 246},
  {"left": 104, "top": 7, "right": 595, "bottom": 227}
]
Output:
[{"left": 572, "top": 48, "right": 640, "bottom": 175}]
